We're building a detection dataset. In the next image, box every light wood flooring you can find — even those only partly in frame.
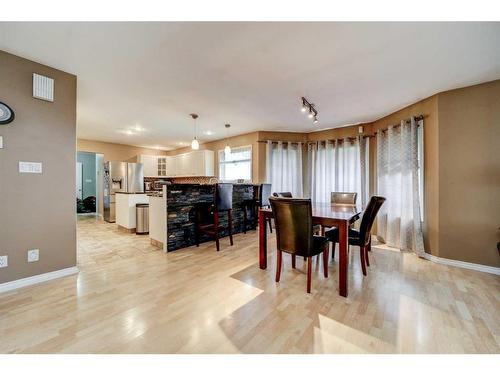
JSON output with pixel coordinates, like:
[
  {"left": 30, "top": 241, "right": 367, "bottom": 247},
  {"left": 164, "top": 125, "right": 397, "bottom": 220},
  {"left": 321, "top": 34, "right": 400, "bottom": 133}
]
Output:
[{"left": 0, "top": 215, "right": 499, "bottom": 353}]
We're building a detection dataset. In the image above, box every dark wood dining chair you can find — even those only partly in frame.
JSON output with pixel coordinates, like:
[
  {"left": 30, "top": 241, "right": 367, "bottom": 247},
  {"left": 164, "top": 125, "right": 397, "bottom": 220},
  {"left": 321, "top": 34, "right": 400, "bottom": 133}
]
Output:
[
  {"left": 331, "top": 192, "right": 357, "bottom": 206},
  {"left": 273, "top": 192, "right": 293, "bottom": 198},
  {"left": 194, "top": 183, "right": 234, "bottom": 251},
  {"left": 320, "top": 191, "right": 359, "bottom": 236},
  {"left": 325, "top": 196, "right": 385, "bottom": 276},
  {"left": 269, "top": 197, "right": 329, "bottom": 293}
]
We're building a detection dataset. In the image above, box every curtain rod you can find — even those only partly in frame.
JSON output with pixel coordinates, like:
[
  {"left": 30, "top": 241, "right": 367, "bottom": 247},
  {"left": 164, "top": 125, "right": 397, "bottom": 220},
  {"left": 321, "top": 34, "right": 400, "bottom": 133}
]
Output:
[
  {"left": 257, "top": 140, "right": 305, "bottom": 144},
  {"left": 374, "top": 114, "right": 425, "bottom": 134},
  {"left": 258, "top": 135, "right": 370, "bottom": 145},
  {"left": 258, "top": 115, "right": 424, "bottom": 144}
]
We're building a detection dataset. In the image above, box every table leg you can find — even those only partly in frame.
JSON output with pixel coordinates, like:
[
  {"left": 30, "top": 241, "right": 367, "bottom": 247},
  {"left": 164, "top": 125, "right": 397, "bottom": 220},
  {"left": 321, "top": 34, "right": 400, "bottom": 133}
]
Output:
[
  {"left": 338, "top": 221, "right": 348, "bottom": 297},
  {"left": 259, "top": 210, "right": 267, "bottom": 269}
]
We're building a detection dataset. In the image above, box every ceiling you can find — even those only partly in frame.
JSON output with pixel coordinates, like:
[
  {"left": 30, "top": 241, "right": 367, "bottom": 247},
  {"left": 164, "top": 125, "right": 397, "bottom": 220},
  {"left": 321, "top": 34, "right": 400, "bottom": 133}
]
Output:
[{"left": 1, "top": 22, "right": 499, "bottom": 150}]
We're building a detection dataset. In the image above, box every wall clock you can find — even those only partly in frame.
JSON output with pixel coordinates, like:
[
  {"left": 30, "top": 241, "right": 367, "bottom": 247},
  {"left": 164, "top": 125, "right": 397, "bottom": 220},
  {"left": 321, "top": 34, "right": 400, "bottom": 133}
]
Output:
[{"left": 0, "top": 101, "right": 15, "bottom": 125}]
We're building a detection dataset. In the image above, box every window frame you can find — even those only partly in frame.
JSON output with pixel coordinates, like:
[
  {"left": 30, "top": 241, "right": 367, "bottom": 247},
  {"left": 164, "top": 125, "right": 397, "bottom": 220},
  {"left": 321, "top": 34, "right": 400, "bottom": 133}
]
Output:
[{"left": 218, "top": 144, "right": 253, "bottom": 183}]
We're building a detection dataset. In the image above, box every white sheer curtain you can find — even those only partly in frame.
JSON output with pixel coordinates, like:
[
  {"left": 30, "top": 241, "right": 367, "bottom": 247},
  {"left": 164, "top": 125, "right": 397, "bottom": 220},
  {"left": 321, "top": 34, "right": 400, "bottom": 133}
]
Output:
[
  {"left": 377, "top": 118, "right": 425, "bottom": 255},
  {"left": 266, "top": 141, "right": 303, "bottom": 197},
  {"left": 308, "top": 136, "right": 369, "bottom": 206}
]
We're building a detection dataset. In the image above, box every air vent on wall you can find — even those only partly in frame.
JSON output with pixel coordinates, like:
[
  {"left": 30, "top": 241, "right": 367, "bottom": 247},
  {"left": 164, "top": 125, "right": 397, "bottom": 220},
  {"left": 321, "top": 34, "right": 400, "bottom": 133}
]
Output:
[{"left": 33, "top": 73, "right": 54, "bottom": 102}]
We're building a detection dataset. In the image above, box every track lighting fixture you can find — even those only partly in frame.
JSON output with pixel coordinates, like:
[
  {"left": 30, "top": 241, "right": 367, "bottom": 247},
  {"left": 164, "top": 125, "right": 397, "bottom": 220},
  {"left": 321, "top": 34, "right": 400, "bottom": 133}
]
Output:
[
  {"left": 190, "top": 113, "right": 199, "bottom": 150},
  {"left": 301, "top": 97, "right": 319, "bottom": 124}
]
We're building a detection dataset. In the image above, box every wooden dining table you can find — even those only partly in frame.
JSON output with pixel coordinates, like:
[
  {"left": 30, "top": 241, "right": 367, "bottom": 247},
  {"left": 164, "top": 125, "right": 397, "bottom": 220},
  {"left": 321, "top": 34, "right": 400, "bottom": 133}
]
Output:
[{"left": 258, "top": 203, "right": 362, "bottom": 297}]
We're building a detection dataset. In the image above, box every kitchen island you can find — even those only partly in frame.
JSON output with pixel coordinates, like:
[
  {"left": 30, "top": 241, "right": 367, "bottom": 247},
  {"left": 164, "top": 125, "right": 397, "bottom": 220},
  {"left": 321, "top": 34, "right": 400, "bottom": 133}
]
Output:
[
  {"left": 115, "top": 192, "right": 149, "bottom": 232},
  {"left": 165, "top": 183, "right": 256, "bottom": 251}
]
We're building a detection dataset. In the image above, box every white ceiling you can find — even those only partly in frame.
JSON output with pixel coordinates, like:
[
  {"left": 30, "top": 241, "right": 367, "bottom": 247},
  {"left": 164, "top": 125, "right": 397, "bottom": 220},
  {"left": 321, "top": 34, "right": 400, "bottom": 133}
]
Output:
[{"left": 1, "top": 22, "right": 499, "bottom": 150}]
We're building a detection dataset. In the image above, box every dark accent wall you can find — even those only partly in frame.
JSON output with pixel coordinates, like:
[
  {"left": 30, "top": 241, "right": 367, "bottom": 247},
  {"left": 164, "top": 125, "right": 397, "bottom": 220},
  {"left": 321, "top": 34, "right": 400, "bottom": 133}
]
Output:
[{"left": 166, "top": 184, "right": 254, "bottom": 251}]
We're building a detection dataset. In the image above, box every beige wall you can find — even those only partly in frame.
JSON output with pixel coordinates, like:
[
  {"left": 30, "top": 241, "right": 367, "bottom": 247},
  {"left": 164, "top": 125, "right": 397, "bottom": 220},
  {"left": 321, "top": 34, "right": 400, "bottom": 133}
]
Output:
[
  {"left": 437, "top": 80, "right": 500, "bottom": 267},
  {"left": 77, "top": 139, "right": 167, "bottom": 162},
  {"left": 0, "top": 50, "right": 77, "bottom": 284}
]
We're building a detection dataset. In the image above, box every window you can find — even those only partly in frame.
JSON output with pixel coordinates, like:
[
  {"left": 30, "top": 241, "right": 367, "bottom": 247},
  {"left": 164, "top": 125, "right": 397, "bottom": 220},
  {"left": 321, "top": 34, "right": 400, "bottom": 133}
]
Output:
[
  {"left": 308, "top": 138, "right": 368, "bottom": 205},
  {"left": 267, "top": 141, "right": 304, "bottom": 197},
  {"left": 219, "top": 145, "right": 252, "bottom": 182}
]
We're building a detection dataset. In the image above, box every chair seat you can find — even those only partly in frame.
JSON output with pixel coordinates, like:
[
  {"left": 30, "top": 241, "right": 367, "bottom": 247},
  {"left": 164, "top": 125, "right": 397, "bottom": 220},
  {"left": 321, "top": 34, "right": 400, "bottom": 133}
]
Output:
[
  {"left": 282, "top": 235, "right": 328, "bottom": 257},
  {"left": 325, "top": 227, "right": 363, "bottom": 246}
]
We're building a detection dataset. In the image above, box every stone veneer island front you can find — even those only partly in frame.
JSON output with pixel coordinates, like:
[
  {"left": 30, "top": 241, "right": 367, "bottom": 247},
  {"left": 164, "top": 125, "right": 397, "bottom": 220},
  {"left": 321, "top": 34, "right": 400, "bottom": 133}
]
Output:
[{"left": 165, "top": 183, "right": 256, "bottom": 251}]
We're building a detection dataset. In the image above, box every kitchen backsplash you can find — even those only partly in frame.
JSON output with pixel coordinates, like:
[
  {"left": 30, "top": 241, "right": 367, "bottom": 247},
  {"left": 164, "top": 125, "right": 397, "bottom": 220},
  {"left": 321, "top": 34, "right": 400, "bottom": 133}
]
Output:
[{"left": 144, "top": 176, "right": 215, "bottom": 185}]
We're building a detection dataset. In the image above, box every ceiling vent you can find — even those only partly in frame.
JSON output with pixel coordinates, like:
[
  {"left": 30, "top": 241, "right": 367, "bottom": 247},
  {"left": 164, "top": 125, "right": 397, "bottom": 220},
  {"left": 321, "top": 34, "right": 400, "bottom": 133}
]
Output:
[{"left": 33, "top": 73, "right": 54, "bottom": 102}]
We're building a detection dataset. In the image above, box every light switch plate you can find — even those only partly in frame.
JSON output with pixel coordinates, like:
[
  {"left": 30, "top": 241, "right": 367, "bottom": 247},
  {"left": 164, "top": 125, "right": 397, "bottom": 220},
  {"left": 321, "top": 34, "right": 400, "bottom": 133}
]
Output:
[
  {"left": 19, "top": 161, "right": 43, "bottom": 174},
  {"left": 0, "top": 255, "right": 8, "bottom": 268},
  {"left": 0, "top": 135, "right": 3, "bottom": 149},
  {"left": 28, "top": 249, "right": 39, "bottom": 262}
]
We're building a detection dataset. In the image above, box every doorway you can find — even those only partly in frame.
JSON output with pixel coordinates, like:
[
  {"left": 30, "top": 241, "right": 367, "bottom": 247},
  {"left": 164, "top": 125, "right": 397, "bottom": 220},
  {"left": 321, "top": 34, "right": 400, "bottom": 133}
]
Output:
[{"left": 76, "top": 151, "right": 99, "bottom": 214}]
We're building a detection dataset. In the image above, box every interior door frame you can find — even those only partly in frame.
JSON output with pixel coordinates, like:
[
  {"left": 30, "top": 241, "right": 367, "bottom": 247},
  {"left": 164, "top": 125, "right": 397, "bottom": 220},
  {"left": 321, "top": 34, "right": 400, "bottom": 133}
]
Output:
[{"left": 76, "top": 162, "right": 83, "bottom": 200}]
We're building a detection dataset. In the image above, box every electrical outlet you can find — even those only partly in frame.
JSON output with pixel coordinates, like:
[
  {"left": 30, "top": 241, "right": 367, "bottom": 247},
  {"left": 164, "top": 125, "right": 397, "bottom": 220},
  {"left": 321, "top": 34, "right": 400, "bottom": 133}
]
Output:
[
  {"left": 27, "top": 249, "right": 39, "bottom": 262},
  {"left": 0, "top": 255, "right": 8, "bottom": 268}
]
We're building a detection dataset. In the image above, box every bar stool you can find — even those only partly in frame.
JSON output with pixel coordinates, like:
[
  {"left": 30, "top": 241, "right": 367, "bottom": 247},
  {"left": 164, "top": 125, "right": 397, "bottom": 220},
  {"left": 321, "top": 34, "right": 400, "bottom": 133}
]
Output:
[
  {"left": 242, "top": 183, "right": 273, "bottom": 233},
  {"left": 242, "top": 185, "right": 259, "bottom": 233},
  {"left": 194, "top": 183, "right": 234, "bottom": 251}
]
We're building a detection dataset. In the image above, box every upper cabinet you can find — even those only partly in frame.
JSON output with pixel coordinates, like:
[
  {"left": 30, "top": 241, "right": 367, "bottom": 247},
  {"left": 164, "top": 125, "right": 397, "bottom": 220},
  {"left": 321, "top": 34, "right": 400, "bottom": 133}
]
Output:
[
  {"left": 137, "top": 154, "right": 158, "bottom": 177},
  {"left": 157, "top": 157, "right": 167, "bottom": 177},
  {"left": 138, "top": 150, "right": 214, "bottom": 177},
  {"left": 137, "top": 154, "right": 168, "bottom": 177},
  {"left": 167, "top": 150, "right": 214, "bottom": 177}
]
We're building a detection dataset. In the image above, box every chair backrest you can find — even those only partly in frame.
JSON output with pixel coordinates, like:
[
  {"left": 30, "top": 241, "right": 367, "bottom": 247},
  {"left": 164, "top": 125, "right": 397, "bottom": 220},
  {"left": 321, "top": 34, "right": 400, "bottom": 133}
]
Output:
[
  {"left": 331, "top": 192, "right": 357, "bottom": 205},
  {"left": 359, "top": 196, "right": 386, "bottom": 246},
  {"left": 259, "top": 183, "right": 272, "bottom": 207},
  {"left": 215, "top": 183, "right": 233, "bottom": 211},
  {"left": 273, "top": 192, "right": 293, "bottom": 198},
  {"left": 269, "top": 197, "right": 313, "bottom": 256}
]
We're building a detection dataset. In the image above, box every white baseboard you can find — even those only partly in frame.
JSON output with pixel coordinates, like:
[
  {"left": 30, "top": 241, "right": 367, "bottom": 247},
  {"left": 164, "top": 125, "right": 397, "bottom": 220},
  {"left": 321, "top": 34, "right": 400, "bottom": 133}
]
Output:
[
  {"left": 0, "top": 266, "right": 79, "bottom": 294},
  {"left": 422, "top": 253, "right": 500, "bottom": 275}
]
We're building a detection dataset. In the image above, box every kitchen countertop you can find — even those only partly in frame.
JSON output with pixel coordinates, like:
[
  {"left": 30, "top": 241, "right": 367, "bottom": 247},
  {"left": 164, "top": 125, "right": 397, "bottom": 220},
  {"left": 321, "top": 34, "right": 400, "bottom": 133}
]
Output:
[{"left": 115, "top": 191, "right": 148, "bottom": 194}]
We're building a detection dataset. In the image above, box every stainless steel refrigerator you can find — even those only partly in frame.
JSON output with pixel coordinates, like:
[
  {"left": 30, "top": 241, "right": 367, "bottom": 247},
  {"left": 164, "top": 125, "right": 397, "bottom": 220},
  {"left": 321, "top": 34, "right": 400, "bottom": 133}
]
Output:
[{"left": 103, "top": 162, "right": 144, "bottom": 222}]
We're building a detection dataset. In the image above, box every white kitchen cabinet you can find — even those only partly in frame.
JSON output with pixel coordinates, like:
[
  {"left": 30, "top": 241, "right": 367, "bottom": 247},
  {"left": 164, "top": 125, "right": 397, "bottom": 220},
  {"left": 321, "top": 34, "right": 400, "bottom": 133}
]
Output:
[
  {"left": 157, "top": 157, "right": 167, "bottom": 177},
  {"left": 166, "top": 156, "right": 176, "bottom": 176},
  {"left": 167, "top": 150, "right": 214, "bottom": 177},
  {"left": 137, "top": 154, "right": 169, "bottom": 177},
  {"left": 137, "top": 154, "right": 158, "bottom": 177}
]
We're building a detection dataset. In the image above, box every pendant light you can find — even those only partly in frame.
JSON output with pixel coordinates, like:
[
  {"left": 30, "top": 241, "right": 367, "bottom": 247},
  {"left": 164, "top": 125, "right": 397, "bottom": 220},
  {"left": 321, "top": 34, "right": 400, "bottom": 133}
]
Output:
[
  {"left": 190, "top": 113, "right": 199, "bottom": 150},
  {"left": 224, "top": 124, "right": 231, "bottom": 154}
]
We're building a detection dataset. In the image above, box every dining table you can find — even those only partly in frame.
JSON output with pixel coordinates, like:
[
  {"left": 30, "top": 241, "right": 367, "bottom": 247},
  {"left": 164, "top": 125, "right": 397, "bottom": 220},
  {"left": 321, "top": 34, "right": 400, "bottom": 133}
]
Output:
[{"left": 258, "top": 203, "right": 362, "bottom": 297}]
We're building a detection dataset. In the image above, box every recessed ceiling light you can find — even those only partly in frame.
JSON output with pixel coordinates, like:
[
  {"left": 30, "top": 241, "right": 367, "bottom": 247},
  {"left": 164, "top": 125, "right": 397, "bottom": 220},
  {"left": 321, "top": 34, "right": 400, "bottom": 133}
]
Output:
[
  {"left": 125, "top": 130, "right": 134, "bottom": 135},
  {"left": 205, "top": 130, "right": 214, "bottom": 136}
]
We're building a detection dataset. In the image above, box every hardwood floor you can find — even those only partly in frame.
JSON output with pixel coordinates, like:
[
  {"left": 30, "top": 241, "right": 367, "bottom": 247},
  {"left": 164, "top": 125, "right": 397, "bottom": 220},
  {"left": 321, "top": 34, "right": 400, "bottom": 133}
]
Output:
[{"left": 0, "top": 215, "right": 499, "bottom": 353}]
